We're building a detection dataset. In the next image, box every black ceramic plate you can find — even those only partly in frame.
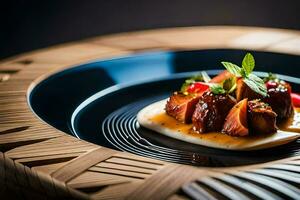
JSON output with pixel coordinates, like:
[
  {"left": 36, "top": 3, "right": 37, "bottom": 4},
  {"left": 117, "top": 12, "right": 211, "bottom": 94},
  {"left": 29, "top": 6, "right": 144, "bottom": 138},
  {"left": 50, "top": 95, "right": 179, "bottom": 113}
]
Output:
[
  {"left": 29, "top": 49, "right": 300, "bottom": 167},
  {"left": 71, "top": 70, "right": 300, "bottom": 167}
]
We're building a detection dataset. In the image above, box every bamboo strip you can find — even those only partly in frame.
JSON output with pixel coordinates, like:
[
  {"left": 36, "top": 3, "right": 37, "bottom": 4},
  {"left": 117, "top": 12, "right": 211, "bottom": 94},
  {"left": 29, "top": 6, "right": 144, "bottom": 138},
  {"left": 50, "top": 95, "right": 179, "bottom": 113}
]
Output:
[
  {"left": 67, "top": 171, "right": 138, "bottom": 189},
  {"left": 95, "top": 162, "right": 156, "bottom": 174},
  {"left": 52, "top": 147, "right": 117, "bottom": 182},
  {"left": 127, "top": 165, "right": 204, "bottom": 200},
  {"left": 91, "top": 181, "right": 142, "bottom": 200},
  {"left": 88, "top": 166, "right": 150, "bottom": 179}
]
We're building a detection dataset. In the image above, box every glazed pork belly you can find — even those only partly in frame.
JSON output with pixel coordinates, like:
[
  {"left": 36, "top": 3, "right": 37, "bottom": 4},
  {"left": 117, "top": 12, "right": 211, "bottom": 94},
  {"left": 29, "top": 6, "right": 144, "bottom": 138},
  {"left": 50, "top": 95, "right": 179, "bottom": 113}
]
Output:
[
  {"left": 192, "top": 91, "right": 236, "bottom": 133},
  {"left": 165, "top": 92, "right": 201, "bottom": 123},
  {"left": 236, "top": 78, "right": 262, "bottom": 102},
  {"left": 264, "top": 80, "right": 293, "bottom": 119},
  {"left": 236, "top": 78, "right": 293, "bottom": 119},
  {"left": 248, "top": 99, "right": 277, "bottom": 134}
]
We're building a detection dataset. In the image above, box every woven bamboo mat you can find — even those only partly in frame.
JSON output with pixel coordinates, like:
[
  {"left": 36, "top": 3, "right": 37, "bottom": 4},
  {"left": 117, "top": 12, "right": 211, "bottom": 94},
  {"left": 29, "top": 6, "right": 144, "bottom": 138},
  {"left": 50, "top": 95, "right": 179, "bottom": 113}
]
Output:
[{"left": 0, "top": 26, "right": 299, "bottom": 200}]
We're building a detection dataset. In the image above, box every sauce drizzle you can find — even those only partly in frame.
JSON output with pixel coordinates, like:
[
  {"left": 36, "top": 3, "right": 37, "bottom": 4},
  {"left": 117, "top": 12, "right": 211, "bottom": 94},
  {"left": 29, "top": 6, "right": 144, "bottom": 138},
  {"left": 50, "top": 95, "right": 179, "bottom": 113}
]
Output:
[{"left": 150, "top": 108, "right": 300, "bottom": 147}]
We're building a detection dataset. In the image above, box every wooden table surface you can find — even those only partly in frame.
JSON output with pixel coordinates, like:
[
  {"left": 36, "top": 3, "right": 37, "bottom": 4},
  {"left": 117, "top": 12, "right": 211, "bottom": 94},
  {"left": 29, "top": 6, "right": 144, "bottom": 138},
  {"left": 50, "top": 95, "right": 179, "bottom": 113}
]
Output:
[{"left": 1, "top": 26, "right": 300, "bottom": 200}]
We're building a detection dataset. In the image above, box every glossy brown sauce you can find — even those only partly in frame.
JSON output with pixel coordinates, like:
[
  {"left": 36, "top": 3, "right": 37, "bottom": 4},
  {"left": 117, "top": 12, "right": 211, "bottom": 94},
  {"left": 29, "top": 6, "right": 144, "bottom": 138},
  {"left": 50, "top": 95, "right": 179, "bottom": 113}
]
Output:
[
  {"left": 150, "top": 108, "right": 300, "bottom": 145},
  {"left": 278, "top": 108, "right": 300, "bottom": 133}
]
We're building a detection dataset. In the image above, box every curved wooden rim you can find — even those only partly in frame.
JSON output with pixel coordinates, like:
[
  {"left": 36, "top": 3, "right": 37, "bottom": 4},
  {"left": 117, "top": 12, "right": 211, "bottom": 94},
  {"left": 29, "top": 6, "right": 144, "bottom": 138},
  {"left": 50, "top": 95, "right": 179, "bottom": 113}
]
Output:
[{"left": 1, "top": 26, "right": 300, "bottom": 199}]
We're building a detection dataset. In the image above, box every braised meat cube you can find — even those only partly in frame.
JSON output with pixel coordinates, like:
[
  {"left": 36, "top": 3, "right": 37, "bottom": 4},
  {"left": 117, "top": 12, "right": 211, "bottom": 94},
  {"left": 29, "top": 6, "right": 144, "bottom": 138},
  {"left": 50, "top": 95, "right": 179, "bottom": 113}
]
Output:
[
  {"left": 236, "top": 78, "right": 262, "bottom": 102},
  {"left": 192, "top": 91, "right": 236, "bottom": 133},
  {"left": 264, "top": 80, "right": 293, "bottom": 119},
  {"left": 222, "top": 98, "right": 249, "bottom": 136},
  {"left": 165, "top": 92, "right": 201, "bottom": 123},
  {"left": 248, "top": 99, "right": 277, "bottom": 134}
]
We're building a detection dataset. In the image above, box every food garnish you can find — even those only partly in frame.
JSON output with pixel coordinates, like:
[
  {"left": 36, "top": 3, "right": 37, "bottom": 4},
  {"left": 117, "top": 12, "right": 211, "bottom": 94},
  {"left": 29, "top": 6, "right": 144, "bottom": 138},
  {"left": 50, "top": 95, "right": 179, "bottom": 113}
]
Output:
[
  {"left": 185, "top": 82, "right": 209, "bottom": 94},
  {"left": 222, "top": 77, "right": 237, "bottom": 94},
  {"left": 236, "top": 78, "right": 262, "bottom": 101},
  {"left": 291, "top": 93, "right": 300, "bottom": 107},
  {"left": 181, "top": 72, "right": 236, "bottom": 95},
  {"left": 209, "top": 84, "right": 226, "bottom": 94},
  {"left": 263, "top": 72, "right": 277, "bottom": 82},
  {"left": 180, "top": 72, "right": 209, "bottom": 94},
  {"left": 221, "top": 53, "right": 268, "bottom": 97}
]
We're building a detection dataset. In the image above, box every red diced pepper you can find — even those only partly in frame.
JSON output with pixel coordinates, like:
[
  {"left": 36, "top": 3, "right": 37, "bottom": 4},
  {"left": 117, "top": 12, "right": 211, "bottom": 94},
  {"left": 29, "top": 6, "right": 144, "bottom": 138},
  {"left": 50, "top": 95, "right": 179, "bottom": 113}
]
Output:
[
  {"left": 291, "top": 93, "right": 300, "bottom": 107},
  {"left": 187, "top": 82, "right": 209, "bottom": 94}
]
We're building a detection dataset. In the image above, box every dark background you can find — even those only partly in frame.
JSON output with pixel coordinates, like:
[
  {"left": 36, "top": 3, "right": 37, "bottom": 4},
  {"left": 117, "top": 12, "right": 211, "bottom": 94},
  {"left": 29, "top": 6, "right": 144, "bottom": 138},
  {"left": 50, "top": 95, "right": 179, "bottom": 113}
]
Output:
[{"left": 2, "top": 0, "right": 300, "bottom": 59}]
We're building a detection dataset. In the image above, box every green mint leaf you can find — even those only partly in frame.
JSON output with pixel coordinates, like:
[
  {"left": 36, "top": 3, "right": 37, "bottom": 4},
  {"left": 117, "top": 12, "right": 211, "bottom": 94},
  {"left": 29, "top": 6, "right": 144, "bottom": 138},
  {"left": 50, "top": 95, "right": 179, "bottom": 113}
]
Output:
[
  {"left": 243, "top": 77, "right": 268, "bottom": 97},
  {"left": 240, "top": 69, "right": 247, "bottom": 78},
  {"left": 201, "top": 71, "right": 211, "bottom": 83},
  {"left": 220, "top": 53, "right": 268, "bottom": 96},
  {"left": 248, "top": 74, "right": 265, "bottom": 85},
  {"left": 221, "top": 62, "right": 242, "bottom": 77},
  {"left": 263, "top": 72, "right": 277, "bottom": 82},
  {"left": 180, "top": 82, "right": 190, "bottom": 93},
  {"left": 242, "top": 53, "right": 255, "bottom": 76},
  {"left": 223, "top": 77, "right": 237, "bottom": 93},
  {"left": 228, "top": 83, "right": 237, "bottom": 93},
  {"left": 210, "top": 84, "right": 226, "bottom": 94},
  {"left": 191, "top": 74, "right": 204, "bottom": 82}
]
